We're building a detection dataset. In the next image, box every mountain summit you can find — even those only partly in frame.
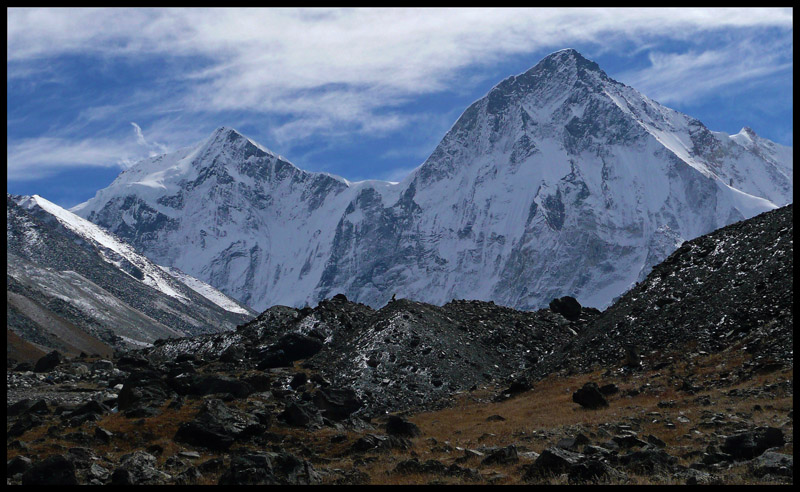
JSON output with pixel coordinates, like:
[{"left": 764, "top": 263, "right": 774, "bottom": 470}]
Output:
[{"left": 72, "top": 49, "right": 793, "bottom": 311}]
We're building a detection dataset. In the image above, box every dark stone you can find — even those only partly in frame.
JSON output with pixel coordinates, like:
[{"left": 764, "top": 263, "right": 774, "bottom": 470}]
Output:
[
  {"left": 21, "top": 454, "right": 77, "bottom": 485},
  {"left": 13, "top": 361, "right": 34, "bottom": 372},
  {"left": 526, "top": 447, "right": 584, "bottom": 479},
  {"left": 572, "top": 382, "right": 609, "bottom": 409},
  {"left": 619, "top": 448, "right": 678, "bottom": 473},
  {"left": 111, "top": 451, "right": 169, "bottom": 485},
  {"left": 271, "top": 452, "right": 322, "bottom": 485},
  {"left": 750, "top": 451, "right": 793, "bottom": 478},
  {"left": 218, "top": 454, "right": 276, "bottom": 485},
  {"left": 198, "top": 458, "right": 226, "bottom": 474},
  {"left": 549, "top": 296, "right": 582, "bottom": 321},
  {"left": 394, "top": 458, "right": 447, "bottom": 475},
  {"left": 257, "top": 334, "right": 324, "bottom": 369},
  {"left": 289, "top": 372, "right": 308, "bottom": 389},
  {"left": 599, "top": 383, "right": 619, "bottom": 396},
  {"left": 170, "top": 374, "right": 253, "bottom": 399},
  {"left": 557, "top": 434, "right": 590, "bottom": 451},
  {"left": 243, "top": 374, "right": 272, "bottom": 392},
  {"left": 34, "top": 350, "right": 63, "bottom": 373},
  {"left": 219, "top": 344, "right": 246, "bottom": 363},
  {"left": 116, "top": 353, "right": 151, "bottom": 370},
  {"left": 568, "top": 459, "right": 625, "bottom": 483},
  {"left": 8, "top": 413, "right": 43, "bottom": 437},
  {"left": 174, "top": 399, "right": 260, "bottom": 450},
  {"left": 7, "top": 455, "right": 33, "bottom": 478},
  {"left": 611, "top": 434, "right": 648, "bottom": 449},
  {"left": 7, "top": 398, "right": 49, "bottom": 417},
  {"left": 481, "top": 445, "right": 519, "bottom": 465},
  {"left": 117, "top": 369, "right": 170, "bottom": 416},
  {"left": 386, "top": 415, "right": 421, "bottom": 437},
  {"left": 69, "top": 400, "right": 111, "bottom": 418},
  {"left": 279, "top": 402, "right": 323, "bottom": 428},
  {"left": 351, "top": 434, "right": 412, "bottom": 453},
  {"left": 312, "top": 387, "right": 363, "bottom": 421},
  {"left": 722, "top": 427, "right": 784, "bottom": 460},
  {"left": 94, "top": 426, "right": 113, "bottom": 444}
]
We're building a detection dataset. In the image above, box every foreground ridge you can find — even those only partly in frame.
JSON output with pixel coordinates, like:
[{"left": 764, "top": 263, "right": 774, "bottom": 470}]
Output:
[{"left": 7, "top": 205, "right": 792, "bottom": 485}]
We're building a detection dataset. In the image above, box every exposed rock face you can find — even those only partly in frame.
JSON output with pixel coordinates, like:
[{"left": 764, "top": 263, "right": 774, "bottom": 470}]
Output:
[{"left": 71, "top": 49, "right": 791, "bottom": 313}]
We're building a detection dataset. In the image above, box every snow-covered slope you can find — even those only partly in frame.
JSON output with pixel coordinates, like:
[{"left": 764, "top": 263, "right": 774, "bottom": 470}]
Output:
[
  {"left": 7, "top": 194, "right": 255, "bottom": 353},
  {"left": 72, "top": 49, "right": 792, "bottom": 311}
]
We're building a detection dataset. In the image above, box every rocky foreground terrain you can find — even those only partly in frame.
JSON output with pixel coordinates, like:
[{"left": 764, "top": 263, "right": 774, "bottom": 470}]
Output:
[{"left": 6, "top": 206, "right": 793, "bottom": 485}]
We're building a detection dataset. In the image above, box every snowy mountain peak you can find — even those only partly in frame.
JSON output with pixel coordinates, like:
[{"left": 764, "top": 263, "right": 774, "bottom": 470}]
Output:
[
  {"left": 73, "top": 49, "right": 792, "bottom": 313},
  {"left": 536, "top": 48, "right": 604, "bottom": 73}
]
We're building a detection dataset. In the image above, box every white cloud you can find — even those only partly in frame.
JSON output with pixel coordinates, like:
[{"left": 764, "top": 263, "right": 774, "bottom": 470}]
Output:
[
  {"left": 7, "top": 136, "right": 146, "bottom": 181},
  {"left": 617, "top": 36, "right": 793, "bottom": 104},
  {"left": 131, "top": 122, "right": 168, "bottom": 155},
  {"left": 7, "top": 7, "right": 793, "bottom": 145}
]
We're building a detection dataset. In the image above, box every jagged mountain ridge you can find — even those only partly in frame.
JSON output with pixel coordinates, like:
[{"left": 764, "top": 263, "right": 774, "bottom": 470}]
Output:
[
  {"left": 72, "top": 49, "right": 792, "bottom": 311},
  {"left": 7, "top": 194, "right": 255, "bottom": 357}
]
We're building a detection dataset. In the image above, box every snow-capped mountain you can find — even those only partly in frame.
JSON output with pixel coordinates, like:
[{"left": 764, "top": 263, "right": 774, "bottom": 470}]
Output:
[
  {"left": 72, "top": 49, "right": 793, "bottom": 311},
  {"left": 7, "top": 194, "right": 254, "bottom": 355}
]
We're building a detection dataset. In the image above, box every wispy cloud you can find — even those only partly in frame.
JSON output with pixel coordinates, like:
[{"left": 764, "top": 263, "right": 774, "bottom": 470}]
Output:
[
  {"left": 7, "top": 136, "right": 145, "bottom": 181},
  {"left": 7, "top": 7, "right": 792, "bottom": 146},
  {"left": 130, "top": 122, "right": 168, "bottom": 155},
  {"left": 617, "top": 35, "right": 793, "bottom": 104}
]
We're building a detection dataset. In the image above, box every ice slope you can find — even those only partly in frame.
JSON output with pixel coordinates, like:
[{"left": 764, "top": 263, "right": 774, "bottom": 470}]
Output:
[{"left": 72, "top": 49, "right": 792, "bottom": 311}]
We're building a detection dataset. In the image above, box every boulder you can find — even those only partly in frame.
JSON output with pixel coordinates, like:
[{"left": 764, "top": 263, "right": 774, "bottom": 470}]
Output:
[
  {"left": 750, "top": 451, "right": 793, "bottom": 478},
  {"left": 111, "top": 451, "right": 171, "bottom": 485},
  {"left": 257, "top": 334, "right": 324, "bottom": 369},
  {"left": 218, "top": 454, "right": 276, "bottom": 485},
  {"left": 721, "top": 427, "right": 784, "bottom": 460},
  {"left": 174, "top": 399, "right": 261, "bottom": 450},
  {"left": 21, "top": 454, "right": 77, "bottom": 485},
  {"left": 619, "top": 448, "right": 678, "bottom": 474},
  {"left": 351, "top": 434, "right": 412, "bottom": 453},
  {"left": 568, "top": 459, "right": 626, "bottom": 483},
  {"left": 385, "top": 415, "right": 421, "bottom": 438},
  {"left": 34, "top": 350, "right": 63, "bottom": 373},
  {"left": 572, "top": 382, "right": 609, "bottom": 409},
  {"left": 525, "top": 447, "right": 584, "bottom": 479},
  {"left": 312, "top": 387, "right": 362, "bottom": 421},
  {"left": 7, "top": 456, "right": 33, "bottom": 478},
  {"left": 549, "top": 296, "right": 582, "bottom": 321},
  {"left": 481, "top": 445, "right": 519, "bottom": 465},
  {"left": 7, "top": 398, "right": 49, "bottom": 417},
  {"left": 278, "top": 402, "right": 323, "bottom": 428}
]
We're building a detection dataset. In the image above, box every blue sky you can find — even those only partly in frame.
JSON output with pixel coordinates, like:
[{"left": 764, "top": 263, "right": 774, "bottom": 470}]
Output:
[{"left": 7, "top": 8, "right": 793, "bottom": 209}]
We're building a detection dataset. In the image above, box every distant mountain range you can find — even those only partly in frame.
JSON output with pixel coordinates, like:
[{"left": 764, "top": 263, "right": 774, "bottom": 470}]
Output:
[
  {"left": 7, "top": 194, "right": 255, "bottom": 358},
  {"left": 70, "top": 48, "right": 792, "bottom": 312}
]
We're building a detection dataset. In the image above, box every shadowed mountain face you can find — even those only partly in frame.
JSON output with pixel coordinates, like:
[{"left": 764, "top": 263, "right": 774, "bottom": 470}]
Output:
[
  {"left": 6, "top": 194, "right": 255, "bottom": 360},
  {"left": 72, "top": 49, "right": 792, "bottom": 312}
]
